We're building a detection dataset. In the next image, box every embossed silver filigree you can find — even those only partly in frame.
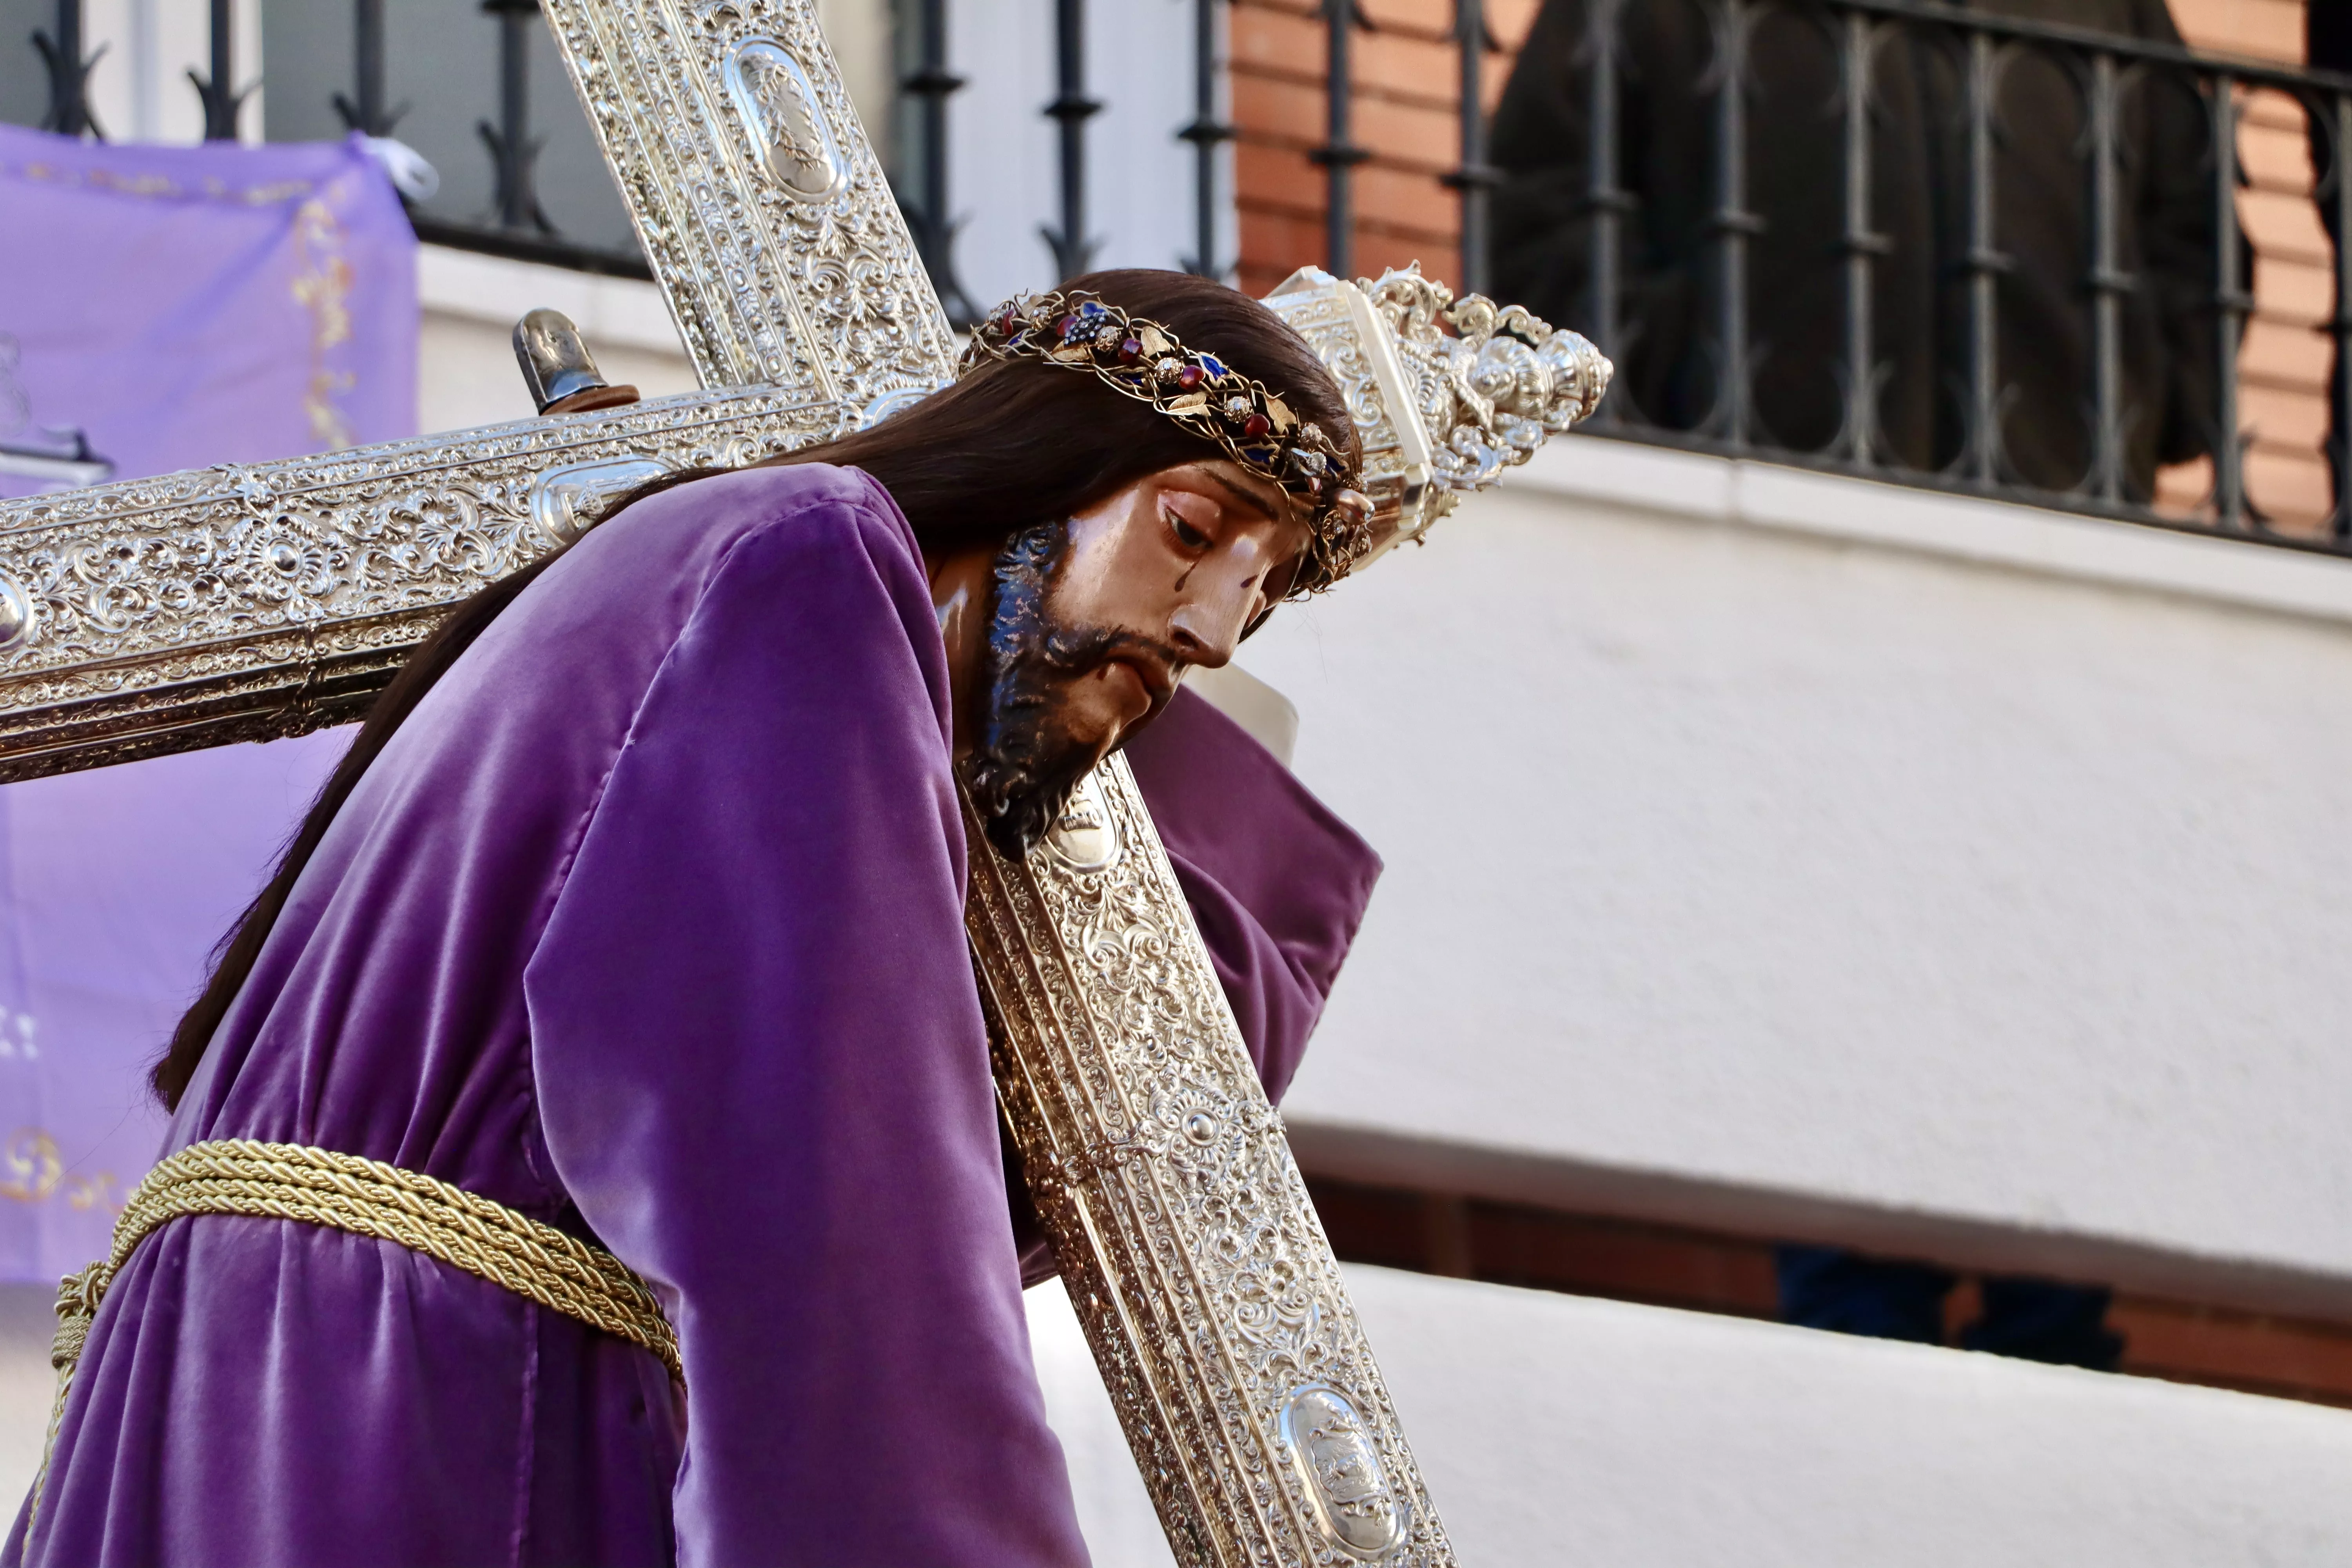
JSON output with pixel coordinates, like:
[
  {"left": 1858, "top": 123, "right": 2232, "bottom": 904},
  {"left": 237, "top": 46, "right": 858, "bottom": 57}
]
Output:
[
  {"left": 723, "top": 38, "right": 851, "bottom": 202},
  {"left": 0, "top": 390, "right": 853, "bottom": 778},
  {"left": 538, "top": 0, "right": 956, "bottom": 405},
  {"left": 966, "top": 759, "right": 1454, "bottom": 1568},
  {"left": 1265, "top": 263, "right": 1613, "bottom": 562},
  {"left": 1281, "top": 1384, "right": 1411, "bottom": 1559}
]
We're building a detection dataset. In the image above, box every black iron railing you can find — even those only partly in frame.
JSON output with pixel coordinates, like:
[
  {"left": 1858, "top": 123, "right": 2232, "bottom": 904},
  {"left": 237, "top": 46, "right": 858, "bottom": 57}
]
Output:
[
  {"left": 895, "top": 0, "right": 975, "bottom": 323},
  {"left": 330, "top": 0, "right": 396, "bottom": 140},
  {"left": 1180, "top": 0, "right": 1234, "bottom": 280},
  {"left": 189, "top": 0, "right": 250, "bottom": 142},
  {"left": 1310, "top": 0, "right": 1370, "bottom": 281},
  {"left": 1508, "top": 0, "right": 2352, "bottom": 548},
  {"left": 29, "top": 0, "right": 98, "bottom": 139},
  {"left": 1041, "top": 0, "right": 1101, "bottom": 281},
  {"left": 10, "top": 0, "right": 651, "bottom": 276},
  {"left": 11, "top": 0, "right": 2352, "bottom": 552}
]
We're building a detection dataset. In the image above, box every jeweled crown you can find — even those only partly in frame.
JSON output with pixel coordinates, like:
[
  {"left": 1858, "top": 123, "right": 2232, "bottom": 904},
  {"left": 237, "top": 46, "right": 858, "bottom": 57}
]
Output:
[{"left": 960, "top": 290, "right": 1373, "bottom": 595}]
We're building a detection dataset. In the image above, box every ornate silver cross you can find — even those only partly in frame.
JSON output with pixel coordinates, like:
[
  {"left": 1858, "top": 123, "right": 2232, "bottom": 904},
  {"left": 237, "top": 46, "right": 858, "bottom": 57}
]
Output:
[{"left": 0, "top": 4, "right": 1607, "bottom": 1562}]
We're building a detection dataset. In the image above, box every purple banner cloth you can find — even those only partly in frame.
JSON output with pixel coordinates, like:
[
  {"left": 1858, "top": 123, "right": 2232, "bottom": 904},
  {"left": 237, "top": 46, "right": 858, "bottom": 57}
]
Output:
[
  {"left": 0, "top": 126, "right": 416, "bottom": 495},
  {"left": 0, "top": 128, "right": 416, "bottom": 1282}
]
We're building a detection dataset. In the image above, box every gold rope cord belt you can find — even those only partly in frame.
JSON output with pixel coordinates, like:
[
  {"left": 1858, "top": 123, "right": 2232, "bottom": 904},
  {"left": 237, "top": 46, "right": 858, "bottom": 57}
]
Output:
[{"left": 28, "top": 1138, "right": 679, "bottom": 1535}]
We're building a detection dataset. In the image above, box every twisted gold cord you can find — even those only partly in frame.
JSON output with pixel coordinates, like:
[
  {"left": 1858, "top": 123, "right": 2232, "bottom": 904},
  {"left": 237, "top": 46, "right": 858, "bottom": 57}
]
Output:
[{"left": 27, "top": 1139, "right": 678, "bottom": 1537}]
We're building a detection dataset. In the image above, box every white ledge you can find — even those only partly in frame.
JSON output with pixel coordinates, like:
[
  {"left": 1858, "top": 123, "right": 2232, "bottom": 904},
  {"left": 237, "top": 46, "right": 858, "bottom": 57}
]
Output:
[
  {"left": 416, "top": 245, "right": 686, "bottom": 358},
  {"left": 1029, "top": 1268, "right": 2352, "bottom": 1566},
  {"left": 1511, "top": 436, "right": 2352, "bottom": 627}
]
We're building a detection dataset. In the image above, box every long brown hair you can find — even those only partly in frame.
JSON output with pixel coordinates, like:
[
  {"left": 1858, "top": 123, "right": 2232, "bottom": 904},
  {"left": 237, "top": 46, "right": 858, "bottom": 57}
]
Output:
[{"left": 151, "top": 270, "right": 1354, "bottom": 1110}]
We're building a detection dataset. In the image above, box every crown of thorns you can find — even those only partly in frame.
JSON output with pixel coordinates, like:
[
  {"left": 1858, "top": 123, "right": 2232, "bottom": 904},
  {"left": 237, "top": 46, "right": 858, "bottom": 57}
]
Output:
[{"left": 960, "top": 290, "right": 1373, "bottom": 595}]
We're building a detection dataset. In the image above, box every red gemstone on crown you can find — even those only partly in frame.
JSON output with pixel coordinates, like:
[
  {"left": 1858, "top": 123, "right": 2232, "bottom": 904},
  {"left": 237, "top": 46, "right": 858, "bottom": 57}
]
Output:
[
  {"left": 1119, "top": 337, "right": 1143, "bottom": 362},
  {"left": 1241, "top": 412, "right": 1272, "bottom": 439},
  {"left": 1175, "top": 365, "right": 1206, "bottom": 390}
]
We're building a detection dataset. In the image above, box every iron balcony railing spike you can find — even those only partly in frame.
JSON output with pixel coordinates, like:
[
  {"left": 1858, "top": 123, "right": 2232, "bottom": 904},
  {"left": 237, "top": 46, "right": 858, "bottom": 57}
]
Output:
[
  {"left": 1834, "top": 6, "right": 1887, "bottom": 468},
  {"left": 1582, "top": 0, "right": 1632, "bottom": 411},
  {"left": 2211, "top": 70, "right": 2250, "bottom": 530},
  {"left": 1961, "top": 26, "right": 2005, "bottom": 486},
  {"left": 479, "top": 0, "right": 555, "bottom": 236},
  {"left": 1439, "top": 0, "right": 1501, "bottom": 299},
  {"left": 1308, "top": 0, "right": 1370, "bottom": 279},
  {"left": 1704, "top": 0, "right": 1757, "bottom": 448},
  {"left": 33, "top": 0, "right": 101, "bottom": 140},
  {"left": 332, "top": 0, "right": 406, "bottom": 140},
  {"left": 897, "top": 0, "right": 978, "bottom": 328},
  {"left": 1041, "top": 0, "right": 1103, "bottom": 281},
  {"left": 188, "top": 0, "right": 250, "bottom": 143},
  {"left": 2334, "top": 92, "right": 2352, "bottom": 542},
  {"left": 1178, "top": 0, "right": 1232, "bottom": 281},
  {"left": 2086, "top": 49, "right": 2129, "bottom": 506}
]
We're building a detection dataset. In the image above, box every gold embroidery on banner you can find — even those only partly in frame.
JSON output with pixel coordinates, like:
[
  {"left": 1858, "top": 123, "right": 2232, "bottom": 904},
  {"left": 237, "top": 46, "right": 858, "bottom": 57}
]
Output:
[
  {"left": 5, "top": 161, "right": 316, "bottom": 208},
  {"left": 0, "top": 1131, "right": 60, "bottom": 1202},
  {"left": 0, "top": 1128, "right": 125, "bottom": 1213},
  {"left": 290, "top": 200, "right": 357, "bottom": 452},
  {"left": 65, "top": 1174, "right": 121, "bottom": 1212},
  {"left": 2, "top": 152, "right": 363, "bottom": 453}
]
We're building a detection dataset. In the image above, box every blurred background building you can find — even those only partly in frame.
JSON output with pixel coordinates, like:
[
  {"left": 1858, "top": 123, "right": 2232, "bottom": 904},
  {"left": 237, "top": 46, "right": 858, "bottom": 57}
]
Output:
[{"left": 4, "top": 0, "right": 2352, "bottom": 1560}]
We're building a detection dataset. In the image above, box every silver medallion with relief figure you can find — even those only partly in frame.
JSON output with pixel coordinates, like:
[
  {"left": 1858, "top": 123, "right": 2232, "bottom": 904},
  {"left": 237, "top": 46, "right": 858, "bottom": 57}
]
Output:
[{"left": 1042, "top": 769, "right": 1125, "bottom": 873}]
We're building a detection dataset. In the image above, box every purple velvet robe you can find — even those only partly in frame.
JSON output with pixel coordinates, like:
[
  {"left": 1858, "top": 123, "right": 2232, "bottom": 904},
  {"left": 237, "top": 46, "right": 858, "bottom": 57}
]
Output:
[{"left": 9, "top": 465, "right": 1380, "bottom": 1568}]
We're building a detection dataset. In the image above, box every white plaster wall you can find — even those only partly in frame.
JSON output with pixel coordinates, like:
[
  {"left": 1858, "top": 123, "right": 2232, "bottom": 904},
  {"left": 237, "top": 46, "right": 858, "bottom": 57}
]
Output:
[
  {"left": 1027, "top": 1265, "right": 2352, "bottom": 1566},
  {"left": 1243, "top": 439, "right": 2352, "bottom": 1311}
]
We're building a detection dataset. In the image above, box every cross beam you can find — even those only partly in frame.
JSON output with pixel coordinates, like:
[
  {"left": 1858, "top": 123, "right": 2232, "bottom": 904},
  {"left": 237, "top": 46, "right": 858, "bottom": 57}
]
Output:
[{"left": 0, "top": 2, "right": 1464, "bottom": 1562}]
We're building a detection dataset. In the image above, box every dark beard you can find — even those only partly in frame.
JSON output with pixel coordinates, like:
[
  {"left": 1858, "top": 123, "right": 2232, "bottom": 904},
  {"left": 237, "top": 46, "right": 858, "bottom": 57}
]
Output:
[{"left": 962, "top": 519, "right": 1175, "bottom": 862}]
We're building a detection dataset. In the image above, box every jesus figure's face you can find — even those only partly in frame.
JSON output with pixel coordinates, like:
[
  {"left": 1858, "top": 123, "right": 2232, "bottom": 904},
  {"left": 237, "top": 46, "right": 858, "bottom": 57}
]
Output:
[{"left": 933, "top": 458, "right": 1310, "bottom": 860}]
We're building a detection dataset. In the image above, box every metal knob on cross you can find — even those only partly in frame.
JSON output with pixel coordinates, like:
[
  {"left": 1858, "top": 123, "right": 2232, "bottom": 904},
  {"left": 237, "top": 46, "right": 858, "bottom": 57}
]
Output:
[{"left": 513, "top": 309, "right": 641, "bottom": 416}]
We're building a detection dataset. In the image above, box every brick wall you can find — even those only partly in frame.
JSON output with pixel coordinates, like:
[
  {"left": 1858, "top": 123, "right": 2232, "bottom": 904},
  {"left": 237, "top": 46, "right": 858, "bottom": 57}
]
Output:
[
  {"left": 1232, "top": 0, "right": 2335, "bottom": 532},
  {"left": 2166, "top": 0, "right": 2328, "bottom": 530},
  {"left": 1230, "top": 0, "right": 1538, "bottom": 296}
]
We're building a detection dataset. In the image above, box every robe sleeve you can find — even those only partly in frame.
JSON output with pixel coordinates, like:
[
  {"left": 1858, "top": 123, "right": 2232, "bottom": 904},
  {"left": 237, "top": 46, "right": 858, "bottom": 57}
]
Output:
[
  {"left": 1124, "top": 686, "right": 1383, "bottom": 1104},
  {"left": 523, "top": 491, "right": 1089, "bottom": 1568}
]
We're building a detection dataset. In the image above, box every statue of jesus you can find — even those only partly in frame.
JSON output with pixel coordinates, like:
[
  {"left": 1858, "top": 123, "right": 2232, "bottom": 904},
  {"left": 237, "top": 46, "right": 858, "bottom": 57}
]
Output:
[{"left": 8, "top": 270, "right": 1387, "bottom": 1568}]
